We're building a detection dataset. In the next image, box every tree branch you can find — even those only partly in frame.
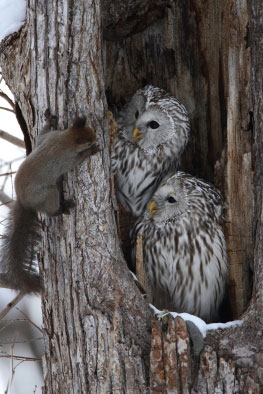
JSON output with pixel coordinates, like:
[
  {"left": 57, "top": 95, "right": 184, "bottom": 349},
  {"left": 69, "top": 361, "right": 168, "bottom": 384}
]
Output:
[
  {"left": 0, "top": 292, "right": 24, "bottom": 321},
  {"left": 15, "top": 307, "right": 42, "bottom": 333},
  {"left": 0, "top": 171, "right": 16, "bottom": 177},
  {"left": 0, "top": 129, "right": 25, "bottom": 148},
  {"left": 0, "top": 106, "right": 14, "bottom": 113},
  {"left": 0, "top": 91, "right": 15, "bottom": 109},
  {"left": 0, "top": 190, "right": 13, "bottom": 206},
  {"left": 0, "top": 354, "right": 41, "bottom": 362}
]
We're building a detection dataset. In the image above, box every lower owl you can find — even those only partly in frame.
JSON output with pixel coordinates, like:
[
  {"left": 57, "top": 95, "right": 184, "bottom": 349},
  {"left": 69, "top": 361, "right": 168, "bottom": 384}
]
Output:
[{"left": 131, "top": 171, "right": 229, "bottom": 323}]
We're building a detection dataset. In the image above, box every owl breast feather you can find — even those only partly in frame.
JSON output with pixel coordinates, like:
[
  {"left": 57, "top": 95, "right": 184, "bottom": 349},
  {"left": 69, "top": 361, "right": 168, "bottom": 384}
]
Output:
[{"left": 112, "top": 136, "right": 177, "bottom": 216}]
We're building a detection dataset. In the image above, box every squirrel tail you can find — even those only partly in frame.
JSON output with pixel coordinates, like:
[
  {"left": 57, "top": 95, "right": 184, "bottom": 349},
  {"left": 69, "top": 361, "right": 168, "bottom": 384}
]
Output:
[{"left": 1, "top": 201, "right": 43, "bottom": 294}]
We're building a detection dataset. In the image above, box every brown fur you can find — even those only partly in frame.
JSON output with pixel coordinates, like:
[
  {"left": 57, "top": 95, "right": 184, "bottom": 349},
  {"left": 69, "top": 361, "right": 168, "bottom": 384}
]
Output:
[{"left": 1, "top": 117, "right": 100, "bottom": 294}]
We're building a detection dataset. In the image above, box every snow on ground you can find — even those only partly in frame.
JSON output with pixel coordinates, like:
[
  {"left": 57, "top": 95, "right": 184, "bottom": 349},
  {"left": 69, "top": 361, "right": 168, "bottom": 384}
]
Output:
[
  {"left": 0, "top": 0, "right": 26, "bottom": 42},
  {"left": 149, "top": 304, "right": 243, "bottom": 338}
]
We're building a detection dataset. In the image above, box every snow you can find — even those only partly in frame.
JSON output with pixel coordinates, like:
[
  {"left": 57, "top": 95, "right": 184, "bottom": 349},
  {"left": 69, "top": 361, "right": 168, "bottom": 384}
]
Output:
[
  {"left": 149, "top": 304, "right": 243, "bottom": 338},
  {"left": 0, "top": 0, "right": 26, "bottom": 42},
  {"left": 129, "top": 270, "right": 138, "bottom": 281}
]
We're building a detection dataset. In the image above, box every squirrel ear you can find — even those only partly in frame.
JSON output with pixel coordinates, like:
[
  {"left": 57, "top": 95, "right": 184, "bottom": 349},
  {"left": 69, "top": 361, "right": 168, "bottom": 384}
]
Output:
[
  {"left": 74, "top": 127, "right": 96, "bottom": 144},
  {"left": 71, "top": 116, "right": 86, "bottom": 128}
]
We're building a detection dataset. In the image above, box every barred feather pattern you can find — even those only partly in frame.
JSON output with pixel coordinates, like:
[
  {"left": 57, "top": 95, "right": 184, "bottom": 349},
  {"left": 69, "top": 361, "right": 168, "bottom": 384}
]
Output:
[
  {"left": 112, "top": 86, "right": 190, "bottom": 216},
  {"left": 131, "top": 171, "right": 228, "bottom": 322}
]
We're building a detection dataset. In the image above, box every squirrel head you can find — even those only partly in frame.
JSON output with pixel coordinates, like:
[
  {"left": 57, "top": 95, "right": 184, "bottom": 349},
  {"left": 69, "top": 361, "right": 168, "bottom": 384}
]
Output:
[{"left": 70, "top": 116, "right": 97, "bottom": 145}]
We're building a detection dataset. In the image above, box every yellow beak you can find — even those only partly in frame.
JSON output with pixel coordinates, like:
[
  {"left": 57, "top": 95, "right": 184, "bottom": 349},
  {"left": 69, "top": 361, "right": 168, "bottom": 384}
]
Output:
[
  {"left": 133, "top": 128, "right": 143, "bottom": 139},
  {"left": 149, "top": 201, "right": 157, "bottom": 214}
]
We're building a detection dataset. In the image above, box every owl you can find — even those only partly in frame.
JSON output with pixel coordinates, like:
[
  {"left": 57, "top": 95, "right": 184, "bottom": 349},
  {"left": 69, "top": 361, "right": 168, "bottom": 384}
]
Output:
[
  {"left": 111, "top": 86, "right": 190, "bottom": 217},
  {"left": 130, "top": 171, "right": 228, "bottom": 323}
]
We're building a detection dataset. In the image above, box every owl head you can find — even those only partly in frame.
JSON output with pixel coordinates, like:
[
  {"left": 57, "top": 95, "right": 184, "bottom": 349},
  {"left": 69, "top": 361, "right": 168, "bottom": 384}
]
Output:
[
  {"left": 145, "top": 172, "right": 224, "bottom": 225},
  {"left": 118, "top": 86, "right": 190, "bottom": 152}
]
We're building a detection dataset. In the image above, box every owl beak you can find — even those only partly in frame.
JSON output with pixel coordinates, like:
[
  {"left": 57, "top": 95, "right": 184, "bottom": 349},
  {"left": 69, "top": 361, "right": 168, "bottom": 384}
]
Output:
[
  {"left": 149, "top": 201, "right": 158, "bottom": 214},
  {"left": 133, "top": 128, "right": 143, "bottom": 140}
]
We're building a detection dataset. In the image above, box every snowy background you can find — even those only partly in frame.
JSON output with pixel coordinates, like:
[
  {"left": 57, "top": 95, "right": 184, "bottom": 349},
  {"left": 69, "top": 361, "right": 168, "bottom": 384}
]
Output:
[{"left": 0, "top": 0, "right": 26, "bottom": 42}]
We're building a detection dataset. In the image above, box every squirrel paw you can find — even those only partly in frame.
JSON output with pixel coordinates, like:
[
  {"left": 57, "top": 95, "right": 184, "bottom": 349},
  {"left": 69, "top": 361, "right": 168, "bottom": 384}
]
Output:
[
  {"left": 44, "top": 109, "right": 58, "bottom": 129},
  {"left": 60, "top": 199, "right": 75, "bottom": 215},
  {"left": 89, "top": 142, "right": 101, "bottom": 155}
]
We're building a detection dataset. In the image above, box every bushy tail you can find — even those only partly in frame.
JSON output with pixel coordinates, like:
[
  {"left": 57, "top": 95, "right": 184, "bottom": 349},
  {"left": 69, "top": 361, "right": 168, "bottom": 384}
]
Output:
[{"left": 1, "top": 201, "right": 43, "bottom": 294}]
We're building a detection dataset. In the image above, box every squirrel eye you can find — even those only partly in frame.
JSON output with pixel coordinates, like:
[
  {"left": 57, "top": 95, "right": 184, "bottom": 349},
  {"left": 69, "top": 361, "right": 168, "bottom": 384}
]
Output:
[
  {"left": 135, "top": 110, "right": 139, "bottom": 119},
  {"left": 167, "top": 196, "right": 177, "bottom": 203},
  {"left": 148, "top": 120, "right": 159, "bottom": 129}
]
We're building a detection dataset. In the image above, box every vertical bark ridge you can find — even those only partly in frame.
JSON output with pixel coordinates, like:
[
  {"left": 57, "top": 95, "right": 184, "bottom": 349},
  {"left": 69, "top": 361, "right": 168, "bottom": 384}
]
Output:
[{"left": 0, "top": 0, "right": 152, "bottom": 392}]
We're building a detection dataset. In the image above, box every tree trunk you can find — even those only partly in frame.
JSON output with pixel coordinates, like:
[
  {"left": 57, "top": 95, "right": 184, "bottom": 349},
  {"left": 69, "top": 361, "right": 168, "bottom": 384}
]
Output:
[
  {"left": 0, "top": 0, "right": 152, "bottom": 392},
  {"left": 0, "top": 0, "right": 262, "bottom": 392}
]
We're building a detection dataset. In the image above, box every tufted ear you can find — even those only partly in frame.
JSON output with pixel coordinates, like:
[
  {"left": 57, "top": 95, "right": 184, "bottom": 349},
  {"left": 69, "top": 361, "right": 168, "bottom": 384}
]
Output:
[
  {"left": 71, "top": 116, "right": 86, "bottom": 128},
  {"left": 74, "top": 127, "right": 96, "bottom": 145}
]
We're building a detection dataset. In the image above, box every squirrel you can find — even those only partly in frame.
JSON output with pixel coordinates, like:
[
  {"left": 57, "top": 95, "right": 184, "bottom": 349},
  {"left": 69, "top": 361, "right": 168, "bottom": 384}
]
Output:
[{"left": 0, "top": 114, "right": 100, "bottom": 294}]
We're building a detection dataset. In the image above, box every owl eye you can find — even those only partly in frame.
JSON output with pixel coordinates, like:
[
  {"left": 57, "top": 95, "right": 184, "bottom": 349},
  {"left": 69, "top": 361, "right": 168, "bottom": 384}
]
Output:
[
  {"left": 135, "top": 110, "right": 139, "bottom": 119},
  {"left": 148, "top": 120, "right": 159, "bottom": 129},
  {"left": 167, "top": 196, "right": 177, "bottom": 203}
]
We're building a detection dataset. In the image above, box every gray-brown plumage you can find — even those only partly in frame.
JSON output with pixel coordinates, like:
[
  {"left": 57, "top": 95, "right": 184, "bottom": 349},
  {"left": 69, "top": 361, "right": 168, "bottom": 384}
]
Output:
[
  {"left": 131, "top": 171, "right": 228, "bottom": 322},
  {"left": 112, "top": 85, "right": 190, "bottom": 216}
]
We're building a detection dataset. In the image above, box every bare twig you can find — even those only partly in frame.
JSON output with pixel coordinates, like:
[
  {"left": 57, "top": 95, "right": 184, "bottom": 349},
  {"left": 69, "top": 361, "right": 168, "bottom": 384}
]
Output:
[
  {"left": 0, "top": 91, "right": 15, "bottom": 109},
  {"left": 0, "top": 191, "right": 13, "bottom": 205},
  {"left": 0, "top": 156, "right": 24, "bottom": 166},
  {"left": 1, "top": 337, "right": 42, "bottom": 345},
  {"left": 15, "top": 307, "right": 42, "bottom": 333},
  {"left": 0, "top": 106, "right": 14, "bottom": 113},
  {"left": 0, "top": 354, "right": 41, "bottom": 361},
  {"left": 1, "top": 318, "right": 36, "bottom": 323},
  {"left": 0, "top": 172, "right": 16, "bottom": 177},
  {"left": 9, "top": 332, "right": 18, "bottom": 390},
  {"left": 0, "top": 129, "right": 24, "bottom": 148},
  {"left": 0, "top": 318, "right": 37, "bottom": 335},
  {"left": 0, "top": 293, "right": 24, "bottom": 321}
]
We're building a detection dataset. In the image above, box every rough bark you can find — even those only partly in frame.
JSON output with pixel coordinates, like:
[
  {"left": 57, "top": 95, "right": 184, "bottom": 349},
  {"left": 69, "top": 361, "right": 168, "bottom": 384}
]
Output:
[
  {"left": 148, "top": 1, "right": 263, "bottom": 390},
  {"left": 250, "top": 1, "right": 263, "bottom": 320},
  {"left": 102, "top": 0, "right": 169, "bottom": 41},
  {"left": 0, "top": 0, "right": 151, "bottom": 392},
  {"left": 0, "top": 0, "right": 262, "bottom": 392}
]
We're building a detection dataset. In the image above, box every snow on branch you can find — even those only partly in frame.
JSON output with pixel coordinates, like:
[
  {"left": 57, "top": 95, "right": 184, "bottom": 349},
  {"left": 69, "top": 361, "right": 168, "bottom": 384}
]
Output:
[
  {"left": 150, "top": 304, "right": 243, "bottom": 338},
  {"left": 0, "top": 0, "right": 26, "bottom": 42}
]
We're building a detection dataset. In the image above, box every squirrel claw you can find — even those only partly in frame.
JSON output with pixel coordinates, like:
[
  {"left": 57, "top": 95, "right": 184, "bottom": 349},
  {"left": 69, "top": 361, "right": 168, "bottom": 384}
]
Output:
[{"left": 60, "top": 200, "right": 75, "bottom": 215}]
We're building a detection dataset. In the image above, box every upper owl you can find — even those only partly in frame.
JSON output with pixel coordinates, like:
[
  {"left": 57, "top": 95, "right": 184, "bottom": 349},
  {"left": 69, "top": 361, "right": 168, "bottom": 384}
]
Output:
[{"left": 111, "top": 86, "right": 190, "bottom": 216}]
